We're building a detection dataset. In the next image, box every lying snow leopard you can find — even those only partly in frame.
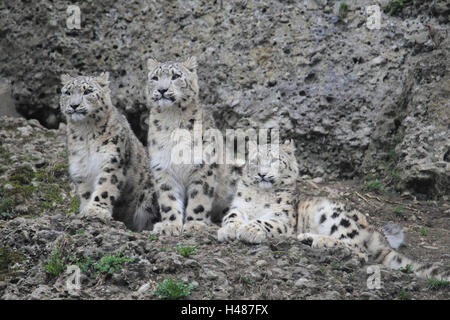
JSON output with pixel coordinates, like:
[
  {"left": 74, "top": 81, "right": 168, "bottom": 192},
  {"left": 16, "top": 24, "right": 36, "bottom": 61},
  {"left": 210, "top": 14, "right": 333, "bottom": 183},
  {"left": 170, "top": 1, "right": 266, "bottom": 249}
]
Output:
[
  {"left": 297, "top": 198, "right": 450, "bottom": 280},
  {"left": 218, "top": 140, "right": 299, "bottom": 244},
  {"left": 60, "top": 73, "right": 159, "bottom": 230},
  {"left": 140, "top": 57, "right": 236, "bottom": 235}
]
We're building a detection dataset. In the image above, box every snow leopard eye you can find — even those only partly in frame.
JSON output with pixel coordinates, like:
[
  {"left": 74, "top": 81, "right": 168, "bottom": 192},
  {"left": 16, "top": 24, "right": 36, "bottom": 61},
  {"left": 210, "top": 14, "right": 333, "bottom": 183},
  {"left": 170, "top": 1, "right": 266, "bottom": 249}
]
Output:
[
  {"left": 172, "top": 73, "right": 181, "bottom": 80},
  {"left": 151, "top": 76, "right": 158, "bottom": 81},
  {"left": 64, "top": 90, "right": 71, "bottom": 96},
  {"left": 84, "top": 88, "right": 93, "bottom": 95}
]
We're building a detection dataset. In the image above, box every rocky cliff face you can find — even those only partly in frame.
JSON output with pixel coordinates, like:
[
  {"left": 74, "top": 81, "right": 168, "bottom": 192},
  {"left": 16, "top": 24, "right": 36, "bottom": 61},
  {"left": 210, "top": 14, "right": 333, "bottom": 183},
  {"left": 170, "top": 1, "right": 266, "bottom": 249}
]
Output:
[{"left": 0, "top": 0, "right": 449, "bottom": 198}]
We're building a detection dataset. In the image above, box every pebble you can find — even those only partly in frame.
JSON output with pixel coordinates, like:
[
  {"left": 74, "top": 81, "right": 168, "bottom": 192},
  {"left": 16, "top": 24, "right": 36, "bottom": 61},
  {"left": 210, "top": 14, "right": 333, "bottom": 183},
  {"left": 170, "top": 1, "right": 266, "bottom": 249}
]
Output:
[
  {"left": 294, "top": 278, "right": 311, "bottom": 288},
  {"left": 256, "top": 259, "right": 267, "bottom": 267},
  {"left": 137, "top": 283, "right": 151, "bottom": 294},
  {"left": 4, "top": 184, "right": 13, "bottom": 190}
]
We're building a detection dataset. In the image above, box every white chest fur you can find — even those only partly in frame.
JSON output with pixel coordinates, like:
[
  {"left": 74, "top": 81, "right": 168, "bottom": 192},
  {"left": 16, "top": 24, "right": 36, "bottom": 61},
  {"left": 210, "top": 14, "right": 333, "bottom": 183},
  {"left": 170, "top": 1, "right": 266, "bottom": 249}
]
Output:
[
  {"left": 69, "top": 141, "right": 106, "bottom": 188},
  {"left": 150, "top": 140, "right": 195, "bottom": 188},
  {"left": 149, "top": 111, "right": 197, "bottom": 188},
  {"left": 232, "top": 187, "right": 275, "bottom": 220}
]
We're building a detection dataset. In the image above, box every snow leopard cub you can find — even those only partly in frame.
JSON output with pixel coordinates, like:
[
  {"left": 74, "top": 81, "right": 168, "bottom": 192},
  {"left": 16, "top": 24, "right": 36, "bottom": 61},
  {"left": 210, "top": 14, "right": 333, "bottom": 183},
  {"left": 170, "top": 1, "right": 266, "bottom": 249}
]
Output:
[
  {"left": 60, "top": 73, "right": 159, "bottom": 230},
  {"left": 218, "top": 140, "right": 299, "bottom": 244}
]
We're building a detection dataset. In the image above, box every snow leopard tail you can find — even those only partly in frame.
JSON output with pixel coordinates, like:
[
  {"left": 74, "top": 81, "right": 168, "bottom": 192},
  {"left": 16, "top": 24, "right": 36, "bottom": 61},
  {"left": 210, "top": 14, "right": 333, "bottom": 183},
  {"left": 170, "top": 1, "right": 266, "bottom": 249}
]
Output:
[
  {"left": 366, "top": 223, "right": 450, "bottom": 281},
  {"left": 299, "top": 198, "right": 449, "bottom": 281},
  {"left": 132, "top": 190, "right": 160, "bottom": 232}
]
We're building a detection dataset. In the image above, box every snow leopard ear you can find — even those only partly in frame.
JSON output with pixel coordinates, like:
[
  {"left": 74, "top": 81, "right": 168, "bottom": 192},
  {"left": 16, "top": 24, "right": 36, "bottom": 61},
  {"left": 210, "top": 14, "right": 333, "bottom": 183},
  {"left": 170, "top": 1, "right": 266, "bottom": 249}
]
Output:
[
  {"left": 147, "top": 58, "right": 159, "bottom": 73},
  {"left": 60, "top": 74, "right": 73, "bottom": 86},
  {"left": 282, "top": 139, "right": 296, "bottom": 152},
  {"left": 182, "top": 56, "right": 197, "bottom": 72},
  {"left": 96, "top": 72, "right": 110, "bottom": 87}
]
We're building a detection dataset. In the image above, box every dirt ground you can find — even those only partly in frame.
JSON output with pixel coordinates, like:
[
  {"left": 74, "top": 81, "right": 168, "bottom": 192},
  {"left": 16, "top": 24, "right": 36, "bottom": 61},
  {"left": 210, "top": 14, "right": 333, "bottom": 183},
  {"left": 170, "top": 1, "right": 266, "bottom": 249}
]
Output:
[{"left": 0, "top": 116, "right": 449, "bottom": 300}]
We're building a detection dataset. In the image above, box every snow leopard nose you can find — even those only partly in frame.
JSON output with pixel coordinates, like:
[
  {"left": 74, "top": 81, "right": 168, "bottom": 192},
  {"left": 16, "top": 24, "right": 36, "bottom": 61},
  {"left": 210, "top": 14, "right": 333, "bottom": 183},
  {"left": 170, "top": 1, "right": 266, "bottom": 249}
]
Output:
[
  {"left": 158, "top": 88, "right": 168, "bottom": 95},
  {"left": 258, "top": 173, "right": 266, "bottom": 179},
  {"left": 70, "top": 103, "right": 80, "bottom": 110}
]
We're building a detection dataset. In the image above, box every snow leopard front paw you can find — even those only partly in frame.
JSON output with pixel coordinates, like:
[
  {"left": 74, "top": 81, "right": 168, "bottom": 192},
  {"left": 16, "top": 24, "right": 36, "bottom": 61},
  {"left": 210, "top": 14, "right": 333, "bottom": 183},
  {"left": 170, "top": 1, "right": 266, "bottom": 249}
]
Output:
[
  {"left": 79, "top": 205, "right": 111, "bottom": 222},
  {"left": 297, "top": 233, "right": 315, "bottom": 246},
  {"left": 182, "top": 220, "right": 209, "bottom": 233},
  {"left": 153, "top": 221, "right": 182, "bottom": 236},
  {"left": 298, "top": 233, "right": 341, "bottom": 249},
  {"left": 217, "top": 223, "right": 240, "bottom": 242},
  {"left": 237, "top": 222, "right": 267, "bottom": 244}
]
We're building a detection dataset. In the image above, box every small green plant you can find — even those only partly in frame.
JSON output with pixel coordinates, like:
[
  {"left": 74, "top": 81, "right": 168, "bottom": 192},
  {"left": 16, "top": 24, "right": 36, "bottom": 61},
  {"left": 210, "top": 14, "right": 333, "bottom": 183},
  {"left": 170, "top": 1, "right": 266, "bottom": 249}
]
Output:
[
  {"left": 0, "top": 212, "right": 10, "bottom": 218},
  {"left": 44, "top": 185, "right": 64, "bottom": 204},
  {"left": 93, "top": 250, "right": 134, "bottom": 275},
  {"left": 419, "top": 227, "right": 427, "bottom": 236},
  {"left": 338, "top": 2, "right": 349, "bottom": 19},
  {"left": 9, "top": 165, "right": 35, "bottom": 185},
  {"left": 58, "top": 151, "right": 68, "bottom": 159},
  {"left": 153, "top": 278, "right": 194, "bottom": 299},
  {"left": 36, "top": 161, "right": 69, "bottom": 184},
  {"left": 0, "top": 180, "right": 36, "bottom": 215},
  {"left": 174, "top": 243, "right": 198, "bottom": 257},
  {"left": 69, "top": 196, "right": 80, "bottom": 214},
  {"left": 45, "top": 249, "right": 67, "bottom": 276},
  {"left": 70, "top": 256, "right": 94, "bottom": 273},
  {"left": 390, "top": 170, "right": 401, "bottom": 180},
  {"left": 0, "top": 197, "right": 14, "bottom": 215},
  {"left": 396, "top": 289, "right": 411, "bottom": 300},
  {"left": 40, "top": 183, "right": 67, "bottom": 212},
  {"left": 385, "top": 0, "right": 406, "bottom": 16},
  {"left": 147, "top": 233, "right": 159, "bottom": 241},
  {"left": 387, "top": 150, "right": 399, "bottom": 161},
  {"left": 399, "top": 264, "right": 413, "bottom": 274},
  {"left": 52, "top": 162, "right": 69, "bottom": 178},
  {"left": 366, "top": 179, "right": 383, "bottom": 191},
  {"left": 427, "top": 278, "right": 450, "bottom": 290},
  {"left": 271, "top": 250, "right": 284, "bottom": 258},
  {"left": 44, "top": 130, "right": 56, "bottom": 138},
  {"left": 0, "top": 168, "right": 37, "bottom": 214},
  {"left": 240, "top": 275, "right": 255, "bottom": 286},
  {"left": 393, "top": 205, "right": 404, "bottom": 214},
  {"left": 330, "top": 260, "right": 340, "bottom": 270}
]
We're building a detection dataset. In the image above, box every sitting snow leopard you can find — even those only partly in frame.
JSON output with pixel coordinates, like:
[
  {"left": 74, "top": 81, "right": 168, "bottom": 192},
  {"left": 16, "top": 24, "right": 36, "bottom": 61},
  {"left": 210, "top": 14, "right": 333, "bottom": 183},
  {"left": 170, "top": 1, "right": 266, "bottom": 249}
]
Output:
[
  {"left": 60, "top": 73, "right": 159, "bottom": 230},
  {"left": 297, "top": 197, "right": 450, "bottom": 280},
  {"left": 139, "top": 57, "right": 236, "bottom": 235},
  {"left": 218, "top": 140, "right": 299, "bottom": 244}
]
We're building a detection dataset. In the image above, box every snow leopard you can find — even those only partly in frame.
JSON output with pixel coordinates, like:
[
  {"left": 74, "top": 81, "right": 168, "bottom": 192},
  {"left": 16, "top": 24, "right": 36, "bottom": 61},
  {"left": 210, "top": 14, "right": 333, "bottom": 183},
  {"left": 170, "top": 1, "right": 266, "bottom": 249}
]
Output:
[
  {"left": 139, "top": 57, "right": 236, "bottom": 235},
  {"left": 218, "top": 140, "right": 299, "bottom": 244},
  {"left": 60, "top": 72, "right": 159, "bottom": 230}
]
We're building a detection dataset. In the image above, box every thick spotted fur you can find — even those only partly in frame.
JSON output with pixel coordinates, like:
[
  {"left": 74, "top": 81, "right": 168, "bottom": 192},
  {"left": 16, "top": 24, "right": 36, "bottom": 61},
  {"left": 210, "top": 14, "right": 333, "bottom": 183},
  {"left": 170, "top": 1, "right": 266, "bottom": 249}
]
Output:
[
  {"left": 297, "top": 197, "right": 450, "bottom": 280},
  {"left": 60, "top": 73, "right": 159, "bottom": 230},
  {"left": 218, "top": 140, "right": 299, "bottom": 244},
  {"left": 143, "top": 57, "right": 236, "bottom": 235}
]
